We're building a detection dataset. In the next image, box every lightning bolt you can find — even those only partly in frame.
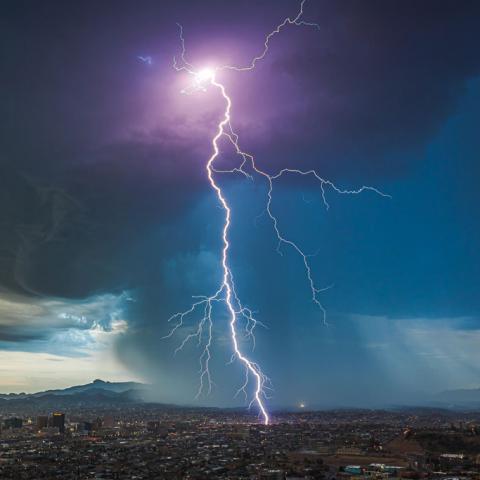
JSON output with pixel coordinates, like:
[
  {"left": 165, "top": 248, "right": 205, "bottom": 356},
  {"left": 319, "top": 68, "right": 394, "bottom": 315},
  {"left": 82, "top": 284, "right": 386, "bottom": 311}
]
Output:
[{"left": 165, "top": 0, "right": 390, "bottom": 425}]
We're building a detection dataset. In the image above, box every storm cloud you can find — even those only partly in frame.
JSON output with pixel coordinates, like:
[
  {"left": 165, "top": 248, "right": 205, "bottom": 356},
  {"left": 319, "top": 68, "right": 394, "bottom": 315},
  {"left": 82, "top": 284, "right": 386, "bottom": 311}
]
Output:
[{"left": 0, "top": 0, "right": 479, "bottom": 403}]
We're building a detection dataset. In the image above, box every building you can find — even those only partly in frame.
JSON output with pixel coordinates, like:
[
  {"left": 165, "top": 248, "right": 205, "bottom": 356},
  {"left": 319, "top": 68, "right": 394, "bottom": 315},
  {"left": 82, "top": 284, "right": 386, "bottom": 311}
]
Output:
[
  {"left": 77, "top": 421, "right": 93, "bottom": 434},
  {"left": 344, "top": 465, "right": 363, "bottom": 475},
  {"left": 51, "top": 412, "right": 65, "bottom": 434},
  {"left": 37, "top": 415, "right": 48, "bottom": 430}
]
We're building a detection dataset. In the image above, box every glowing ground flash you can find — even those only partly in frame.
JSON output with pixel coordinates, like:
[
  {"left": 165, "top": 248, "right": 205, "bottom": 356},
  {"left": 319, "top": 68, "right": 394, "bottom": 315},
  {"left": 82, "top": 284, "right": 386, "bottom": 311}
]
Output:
[{"left": 165, "top": 0, "right": 389, "bottom": 425}]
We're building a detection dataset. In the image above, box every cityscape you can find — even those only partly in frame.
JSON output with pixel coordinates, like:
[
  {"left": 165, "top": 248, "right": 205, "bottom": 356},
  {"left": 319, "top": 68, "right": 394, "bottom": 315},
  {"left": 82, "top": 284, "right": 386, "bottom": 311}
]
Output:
[
  {"left": 1, "top": 397, "right": 480, "bottom": 479},
  {"left": 2, "top": 0, "right": 480, "bottom": 478}
]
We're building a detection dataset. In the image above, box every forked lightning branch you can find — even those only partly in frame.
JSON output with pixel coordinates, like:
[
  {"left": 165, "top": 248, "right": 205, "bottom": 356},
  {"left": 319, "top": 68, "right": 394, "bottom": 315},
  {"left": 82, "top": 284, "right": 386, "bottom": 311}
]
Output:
[{"left": 164, "top": 0, "right": 389, "bottom": 425}]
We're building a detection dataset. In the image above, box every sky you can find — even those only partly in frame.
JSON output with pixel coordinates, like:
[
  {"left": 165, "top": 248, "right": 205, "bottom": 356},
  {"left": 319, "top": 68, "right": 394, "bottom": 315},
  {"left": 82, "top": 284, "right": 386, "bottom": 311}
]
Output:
[{"left": 1, "top": 0, "right": 480, "bottom": 409}]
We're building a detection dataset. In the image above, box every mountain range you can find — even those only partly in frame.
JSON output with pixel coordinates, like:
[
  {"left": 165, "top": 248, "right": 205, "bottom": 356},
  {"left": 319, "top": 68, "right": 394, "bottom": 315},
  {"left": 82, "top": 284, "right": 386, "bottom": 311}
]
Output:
[
  {"left": 0, "top": 379, "right": 145, "bottom": 399},
  {"left": 431, "top": 387, "right": 480, "bottom": 408},
  {"left": 0, "top": 379, "right": 149, "bottom": 411},
  {"left": 1, "top": 380, "right": 480, "bottom": 411}
]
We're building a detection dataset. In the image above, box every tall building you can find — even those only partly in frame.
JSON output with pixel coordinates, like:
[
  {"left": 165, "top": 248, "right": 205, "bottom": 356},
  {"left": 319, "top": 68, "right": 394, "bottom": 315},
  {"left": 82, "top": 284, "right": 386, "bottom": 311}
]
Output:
[
  {"left": 37, "top": 415, "right": 48, "bottom": 430},
  {"left": 51, "top": 412, "right": 65, "bottom": 434},
  {"left": 78, "top": 421, "right": 93, "bottom": 433},
  {"left": 92, "top": 417, "right": 103, "bottom": 431}
]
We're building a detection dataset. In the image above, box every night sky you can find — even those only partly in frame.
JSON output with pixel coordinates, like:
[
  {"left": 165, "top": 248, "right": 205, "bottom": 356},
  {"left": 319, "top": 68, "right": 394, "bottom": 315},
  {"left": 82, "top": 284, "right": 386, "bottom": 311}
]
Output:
[{"left": 1, "top": 0, "right": 480, "bottom": 409}]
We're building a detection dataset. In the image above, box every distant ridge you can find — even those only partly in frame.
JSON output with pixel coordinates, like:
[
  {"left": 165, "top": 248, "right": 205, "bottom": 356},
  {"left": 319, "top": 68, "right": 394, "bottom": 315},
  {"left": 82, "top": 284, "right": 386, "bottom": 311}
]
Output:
[
  {"left": 0, "top": 379, "right": 146, "bottom": 401},
  {"left": 32, "top": 379, "right": 145, "bottom": 397},
  {"left": 0, "top": 380, "right": 199, "bottom": 412},
  {"left": 433, "top": 387, "right": 480, "bottom": 406},
  {"left": 2, "top": 380, "right": 480, "bottom": 411}
]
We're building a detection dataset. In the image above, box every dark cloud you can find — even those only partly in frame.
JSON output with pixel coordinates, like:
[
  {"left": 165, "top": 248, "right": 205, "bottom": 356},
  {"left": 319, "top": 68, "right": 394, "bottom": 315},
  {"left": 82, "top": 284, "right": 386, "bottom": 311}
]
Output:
[
  {"left": 0, "top": 139, "right": 206, "bottom": 298},
  {"left": 0, "top": 0, "right": 479, "bottom": 403},
  {"left": 225, "top": 0, "right": 480, "bottom": 180}
]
